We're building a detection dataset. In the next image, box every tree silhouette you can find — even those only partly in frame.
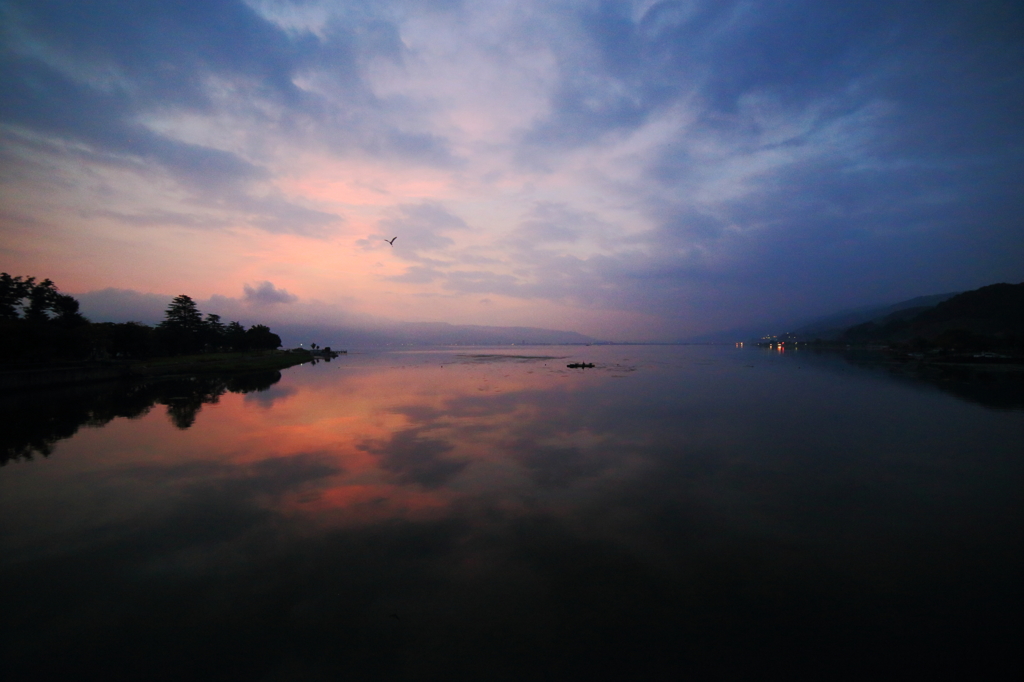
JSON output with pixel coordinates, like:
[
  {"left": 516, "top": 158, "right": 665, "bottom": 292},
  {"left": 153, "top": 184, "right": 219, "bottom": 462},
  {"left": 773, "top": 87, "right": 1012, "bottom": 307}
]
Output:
[
  {"left": 203, "top": 313, "right": 226, "bottom": 350},
  {"left": 157, "top": 295, "right": 205, "bottom": 354},
  {"left": 2, "top": 370, "right": 288, "bottom": 463},
  {"left": 0, "top": 273, "right": 87, "bottom": 326},
  {"left": 245, "top": 324, "right": 282, "bottom": 350},
  {"left": 0, "top": 273, "right": 91, "bottom": 362},
  {"left": 0, "top": 273, "right": 34, "bottom": 320},
  {"left": 2, "top": 275, "right": 288, "bottom": 362},
  {"left": 23, "top": 279, "right": 58, "bottom": 323},
  {"left": 94, "top": 321, "right": 157, "bottom": 358},
  {"left": 51, "top": 293, "right": 87, "bottom": 326},
  {"left": 225, "top": 321, "right": 248, "bottom": 350},
  {"left": 162, "top": 295, "right": 203, "bottom": 332}
]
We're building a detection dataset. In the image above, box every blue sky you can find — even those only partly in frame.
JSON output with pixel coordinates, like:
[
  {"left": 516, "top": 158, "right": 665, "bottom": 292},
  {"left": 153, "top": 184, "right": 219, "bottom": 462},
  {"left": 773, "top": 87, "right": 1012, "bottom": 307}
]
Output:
[{"left": 1, "top": 0, "right": 1021, "bottom": 339}]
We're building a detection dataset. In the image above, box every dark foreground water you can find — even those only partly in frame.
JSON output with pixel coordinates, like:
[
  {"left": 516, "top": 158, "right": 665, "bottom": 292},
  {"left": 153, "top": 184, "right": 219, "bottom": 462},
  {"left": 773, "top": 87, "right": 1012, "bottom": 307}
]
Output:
[{"left": 1, "top": 345, "right": 1021, "bottom": 681}]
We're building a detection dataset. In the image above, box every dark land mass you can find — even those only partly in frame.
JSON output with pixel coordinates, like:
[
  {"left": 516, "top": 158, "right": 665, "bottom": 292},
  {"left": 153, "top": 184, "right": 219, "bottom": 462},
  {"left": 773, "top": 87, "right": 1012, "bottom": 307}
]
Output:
[
  {"left": 755, "top": 283, "right": 1024, "bottom": 410},
  {"left": 0, "top": 349, "right": 318, "bottom": 392},
  {"left": 675, "top": 292, "right": 963, "bottom": 344},
  {"left": 1, "top": 274, "right": 330, "bottom": 390},
  {"left": 768, "top": 282, "right": 1023, "bottom": 361},
  {"left": 72, "top": 290, "right": 602, "bottom": 347},
  {"left": 839, "top": 282, "right": 1023, "bottom": 348},
  {"left": 789, "top": 292, "right": 962, "bottom": 340}
]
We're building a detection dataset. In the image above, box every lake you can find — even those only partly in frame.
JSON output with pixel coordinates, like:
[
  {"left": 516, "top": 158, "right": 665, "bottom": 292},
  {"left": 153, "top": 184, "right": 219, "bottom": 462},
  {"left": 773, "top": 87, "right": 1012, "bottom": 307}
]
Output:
[{"left": 1, "top": 345, "right": 1021, "bottom": 680}]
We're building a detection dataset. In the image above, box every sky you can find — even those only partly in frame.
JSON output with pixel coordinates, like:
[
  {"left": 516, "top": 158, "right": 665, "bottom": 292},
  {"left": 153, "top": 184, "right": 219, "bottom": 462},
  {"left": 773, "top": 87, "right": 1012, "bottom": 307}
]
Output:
[{"left": 1, "top": 0, "right": 1022, "bottom": 341}]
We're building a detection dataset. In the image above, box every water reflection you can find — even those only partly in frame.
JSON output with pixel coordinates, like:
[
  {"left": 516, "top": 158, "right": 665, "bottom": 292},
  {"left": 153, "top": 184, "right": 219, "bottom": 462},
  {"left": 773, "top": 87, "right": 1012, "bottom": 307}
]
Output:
[
  {"left": 0, "top": 370, "right": 282, "bottom": 464},
  {"left": 0, "top": 347, "right": 1021, "bottom": 680},
  {"left": 836, "top": 350, "right": 1024, "bottom": 410},
  {"left": 754, "top": 346, "right": 1024, "bottom": 410}
]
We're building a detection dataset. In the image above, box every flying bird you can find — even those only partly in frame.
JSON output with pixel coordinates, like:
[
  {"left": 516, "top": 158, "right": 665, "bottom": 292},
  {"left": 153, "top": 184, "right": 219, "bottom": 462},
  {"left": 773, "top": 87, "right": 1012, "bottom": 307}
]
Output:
[{"left": 385, "top": 237, "right": 397, "bottom": 246}]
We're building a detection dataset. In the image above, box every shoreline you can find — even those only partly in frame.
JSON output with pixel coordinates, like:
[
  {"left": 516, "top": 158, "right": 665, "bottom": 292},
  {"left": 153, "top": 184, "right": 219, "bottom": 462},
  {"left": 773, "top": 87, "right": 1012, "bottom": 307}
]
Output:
[
  {"left": 760, "top": 343, "right": 1024, "bottom": 370},
  {"left": 0, "top": 349, "right": 316, "bottom": 391}
]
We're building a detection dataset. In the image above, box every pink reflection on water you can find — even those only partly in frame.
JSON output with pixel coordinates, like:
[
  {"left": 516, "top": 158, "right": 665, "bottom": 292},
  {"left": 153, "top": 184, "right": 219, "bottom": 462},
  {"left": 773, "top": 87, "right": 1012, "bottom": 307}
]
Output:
[
  {"left": 244, "top": 353, "right": 617, "bottom": 525},
  {"left": 1, "top": 351, "right": 641, "bottom": 541}
]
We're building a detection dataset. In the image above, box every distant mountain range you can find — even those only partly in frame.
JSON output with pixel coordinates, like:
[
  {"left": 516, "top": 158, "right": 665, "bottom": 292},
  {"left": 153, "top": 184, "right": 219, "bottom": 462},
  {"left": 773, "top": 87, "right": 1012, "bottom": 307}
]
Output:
[
  {"left": 683, "top": 282, "right": 1022, "bottom": 347},
  {"left": 787, "top": 292, "right": 961, "bottom": 340},
  {"left": 838, "top": 282, "right": 1023, "bottom": 346},
  {"left": 72, "top": 288, "right": 602, "bottom": 348},
  {"left": 76, "top": 283, "right": 1019, "bottom": 350},
  {"left": 674, "top": 292, "right": 962, "bottom": 344},
  {"left": 270, "top": 322, "right": 600, "bottom": 349}
]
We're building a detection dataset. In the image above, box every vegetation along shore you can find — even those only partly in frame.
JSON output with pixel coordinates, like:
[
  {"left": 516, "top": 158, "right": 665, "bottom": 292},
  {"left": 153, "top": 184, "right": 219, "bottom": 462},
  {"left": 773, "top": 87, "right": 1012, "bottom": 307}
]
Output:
[
  {"left": 1, "top": 273, "right": 334, "bottom": 389},
  {"left": 756, "top": 282, "right": 1023, "bottom": 367}
]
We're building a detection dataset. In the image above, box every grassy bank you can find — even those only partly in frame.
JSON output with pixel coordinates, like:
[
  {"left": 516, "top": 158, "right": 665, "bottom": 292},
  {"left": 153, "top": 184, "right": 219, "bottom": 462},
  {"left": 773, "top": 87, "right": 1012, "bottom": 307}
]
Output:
[
  {"left": 128, "top": 349, "right": 314, "bottom": 377},
  {"left": 0, "top": 350, "right": 317, "bottom": 391}
]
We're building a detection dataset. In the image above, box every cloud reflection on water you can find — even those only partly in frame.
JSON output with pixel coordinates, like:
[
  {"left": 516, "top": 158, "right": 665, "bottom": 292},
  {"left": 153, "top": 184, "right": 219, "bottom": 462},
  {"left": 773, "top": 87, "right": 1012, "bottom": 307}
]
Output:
[{"left": 0, "top": 346, "right": 1021, "bottom": 679}]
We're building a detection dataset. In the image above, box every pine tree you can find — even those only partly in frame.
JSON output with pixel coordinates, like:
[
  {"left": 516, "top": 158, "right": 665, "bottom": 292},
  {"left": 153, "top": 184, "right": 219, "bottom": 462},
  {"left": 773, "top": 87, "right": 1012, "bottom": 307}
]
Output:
[
  {"left": 158, "top": 295, "right": 204, "bottom": 354},
  {"left": 161, "top": 295, "right": 203, "bottom": 333},
  {"left": 24, "top": 279, "right": 58, "bottom": 323},
  {"left": 0, "top": 274, "right": 33, "bottom": 320},
  {"left": 225, "top": 321, "right": 248, "bottom": 350},
  {"left": 203, "top": 313, "right": 225, "bottom": 350}
]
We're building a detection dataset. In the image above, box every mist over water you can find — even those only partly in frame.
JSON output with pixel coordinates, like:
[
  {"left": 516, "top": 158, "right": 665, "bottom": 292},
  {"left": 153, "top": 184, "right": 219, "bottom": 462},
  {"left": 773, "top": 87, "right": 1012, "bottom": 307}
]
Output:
[{"left": 1, "top": 346, "right": 1021, "bottom": 680}]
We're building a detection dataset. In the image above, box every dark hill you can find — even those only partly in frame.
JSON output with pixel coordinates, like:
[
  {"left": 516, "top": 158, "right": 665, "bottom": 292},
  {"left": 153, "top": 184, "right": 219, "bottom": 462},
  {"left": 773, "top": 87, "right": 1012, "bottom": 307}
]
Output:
[
  {"left": 789, "top": 292, "right": 959, "bottom": 340},
  {"left": 842, "top": 282, "right": 1023, "bottom": 349},
  {"left": 912, "top": 283, "right": 1023, "bottom": 333}
]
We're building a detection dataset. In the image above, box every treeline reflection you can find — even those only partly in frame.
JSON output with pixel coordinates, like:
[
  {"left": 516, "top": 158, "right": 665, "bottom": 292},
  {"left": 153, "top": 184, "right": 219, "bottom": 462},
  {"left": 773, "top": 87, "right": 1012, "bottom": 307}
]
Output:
[
  {"left": 0, "top": 371, "right": 283, "bottom": 465},
  {"left": 835, "top": 351, "right": 1024, "bottom": 410}
]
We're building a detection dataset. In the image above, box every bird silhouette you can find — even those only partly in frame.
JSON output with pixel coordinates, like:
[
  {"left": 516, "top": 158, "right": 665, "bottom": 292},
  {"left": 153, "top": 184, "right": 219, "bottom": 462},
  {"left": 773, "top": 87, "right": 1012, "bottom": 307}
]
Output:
[{"left": 385, "top": 237, "right": 397, "bottom": 246}]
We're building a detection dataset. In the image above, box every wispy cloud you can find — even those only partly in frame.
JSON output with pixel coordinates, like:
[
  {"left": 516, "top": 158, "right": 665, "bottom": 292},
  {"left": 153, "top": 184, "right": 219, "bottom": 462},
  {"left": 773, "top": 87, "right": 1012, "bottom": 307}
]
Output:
[{"left": 5, "top": 0, "right": 1022, "bottom": 339}]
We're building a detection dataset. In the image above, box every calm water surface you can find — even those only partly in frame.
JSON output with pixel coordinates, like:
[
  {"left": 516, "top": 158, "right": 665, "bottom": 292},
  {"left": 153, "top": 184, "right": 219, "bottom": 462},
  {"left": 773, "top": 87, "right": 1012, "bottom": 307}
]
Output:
[{"left": 1, "top": 345, "right": 1021, "bottom": 680}]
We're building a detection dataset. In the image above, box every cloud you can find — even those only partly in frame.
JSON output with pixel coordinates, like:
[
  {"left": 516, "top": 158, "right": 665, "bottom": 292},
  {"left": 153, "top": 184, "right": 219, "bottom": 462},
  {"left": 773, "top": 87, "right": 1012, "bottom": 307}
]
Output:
[
  {"left": 377, "top": 202, "right": 467, "bottom": 245},
  {"left": 74, "top": 287, "right": 386, "bottom": 342},
  {"left": 0, "top": 32, "right": 277, "bottom": 189},
  {"left": 510, "top": 202, "right": 590, "bottom": 245},
  {"left": 0, "top": 0, "right": 446, "bottom": 240},
  {"left": 237, "top": 195, "right": 344, "bottom": 236},
  {"left": 74, "top": 288, "right": 171, "bottom": 324},
  {"left": 243, "top": 281, "right": 298, "bottom": 305},
  {"left": 358, "top": 428, "right": 467, "bottom": 489},
  {"left": 243, "top": 384, "right": 298, "bottom": 409},
  {"left": 371, "top": 202, "right": 472, "bottom": 275},
  {"left": 7, "top": 0, "right": 1024, "bottom": 340},
  {"left": 386, "top": 265, "right": 443, "bottom": 284}
]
